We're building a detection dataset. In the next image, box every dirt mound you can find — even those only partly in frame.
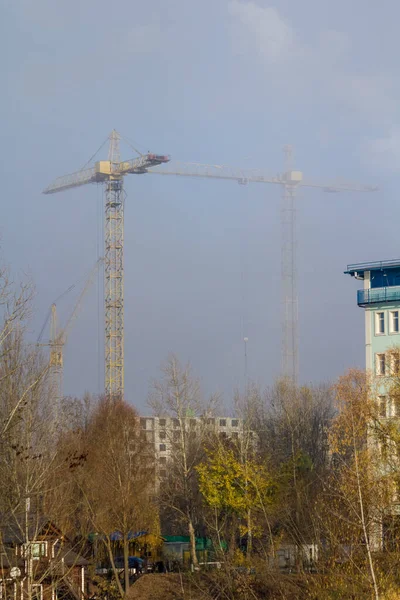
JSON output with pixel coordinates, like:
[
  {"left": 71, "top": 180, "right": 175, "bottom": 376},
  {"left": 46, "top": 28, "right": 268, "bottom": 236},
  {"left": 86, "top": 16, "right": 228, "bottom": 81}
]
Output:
[
  {"left": 126, "top": 571, "right": 306, "bottom": 600},
  {"left": 127, "top": 574, "right": 198, "bottom": 600}
]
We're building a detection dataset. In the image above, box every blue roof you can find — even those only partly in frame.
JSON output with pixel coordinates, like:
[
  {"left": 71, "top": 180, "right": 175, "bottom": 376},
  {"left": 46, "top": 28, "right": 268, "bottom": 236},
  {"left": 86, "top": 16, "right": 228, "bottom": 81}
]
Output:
[{"left": 345, "top": 259, "right": 400, "bottom": 276}]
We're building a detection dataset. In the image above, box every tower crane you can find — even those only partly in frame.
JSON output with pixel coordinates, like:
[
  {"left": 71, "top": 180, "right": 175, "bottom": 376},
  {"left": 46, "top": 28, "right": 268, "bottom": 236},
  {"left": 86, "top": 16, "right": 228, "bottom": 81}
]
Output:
[
  {"left": 38, "top": 258, "right": 104, "bottom": 405},
  {"left": 146, "top": 150, "right": 377, "bottom": 384},
  {"left": 44, "top": 131, "right": 377, "bottom": 396},
  {"left": 44, "top": 132, "right": 170, "bottom": 399}
]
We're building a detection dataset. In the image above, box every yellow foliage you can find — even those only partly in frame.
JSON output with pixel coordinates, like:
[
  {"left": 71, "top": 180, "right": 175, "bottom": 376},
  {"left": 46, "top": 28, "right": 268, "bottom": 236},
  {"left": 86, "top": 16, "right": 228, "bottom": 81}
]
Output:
[{"left": 196, "top": 445, "right": 276, "bottom": 518}]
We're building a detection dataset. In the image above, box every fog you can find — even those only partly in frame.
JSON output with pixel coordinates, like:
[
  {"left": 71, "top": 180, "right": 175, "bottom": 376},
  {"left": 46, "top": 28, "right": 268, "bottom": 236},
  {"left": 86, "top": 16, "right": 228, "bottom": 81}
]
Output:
[{"left": 2, "top": 0, "right": 398, "bottom": 409}]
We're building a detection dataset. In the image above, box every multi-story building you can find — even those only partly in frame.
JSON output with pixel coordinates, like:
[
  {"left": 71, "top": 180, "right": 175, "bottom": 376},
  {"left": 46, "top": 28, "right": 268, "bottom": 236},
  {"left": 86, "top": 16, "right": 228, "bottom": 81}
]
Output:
[
  {"left": 139, "top": 416, "right": 247, "bottom": 479},
  {"left": 345, "top": 259, "right": 400, "bottom": 417},
  {"left": 345, "top": 258, "right": 400, "bottom": 550}
]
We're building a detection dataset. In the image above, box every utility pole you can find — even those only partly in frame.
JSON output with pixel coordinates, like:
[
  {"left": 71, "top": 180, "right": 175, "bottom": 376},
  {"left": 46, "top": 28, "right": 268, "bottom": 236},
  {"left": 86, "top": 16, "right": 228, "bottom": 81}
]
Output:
[{"left": 25, "top": 496, "right": 32, "bottom": 600}]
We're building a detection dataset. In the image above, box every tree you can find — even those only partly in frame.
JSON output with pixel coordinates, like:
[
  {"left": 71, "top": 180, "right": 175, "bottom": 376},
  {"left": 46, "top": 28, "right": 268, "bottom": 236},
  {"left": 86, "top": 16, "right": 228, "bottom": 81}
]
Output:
[
  {"left": 149, "top": 355, "right": 217, "bottom": 568},
  {"left": 320, "top": 370, "right": 381, "bottom": 600},
  {"left": 0, "top": 319, "right": 86, "bottom": 600},
  {"left": 197, "top": 440, "right": 277, "bottom": 560},
  {"left": 253, "top": 380, "right": 334, "bottom": 562},
  {"left": 76, "top": 396, "right": 157, "bottom": 598}
]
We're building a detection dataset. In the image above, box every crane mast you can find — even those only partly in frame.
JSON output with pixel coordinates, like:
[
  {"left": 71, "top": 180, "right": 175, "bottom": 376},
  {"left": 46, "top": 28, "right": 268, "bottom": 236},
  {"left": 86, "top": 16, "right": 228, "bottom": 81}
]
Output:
[
  {"left": 105, "top": 130, "right": 124, "bottom": 397},
  {"left": 49, "top": 303, "right": 63, "bottom": 410}
]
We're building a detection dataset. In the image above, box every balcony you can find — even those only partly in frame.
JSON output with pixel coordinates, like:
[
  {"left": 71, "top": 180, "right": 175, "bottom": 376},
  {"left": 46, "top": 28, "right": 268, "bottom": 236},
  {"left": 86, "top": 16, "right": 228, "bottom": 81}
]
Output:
[{"left": 357, "top": 286, "right": 400, "bottom": 307}]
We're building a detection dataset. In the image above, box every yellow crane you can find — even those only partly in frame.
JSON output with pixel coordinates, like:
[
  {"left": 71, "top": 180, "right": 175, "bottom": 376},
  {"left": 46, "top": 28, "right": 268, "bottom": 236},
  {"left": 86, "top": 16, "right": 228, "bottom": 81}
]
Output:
[
  {"left": 38, "top": 258, "right": 104, "bottom": 406},
  {"left": 44, "top": 132, "right": 377, "bottom": 396},
  {"left": 44, "top": 132, "right": 169, "bottom": 399}
]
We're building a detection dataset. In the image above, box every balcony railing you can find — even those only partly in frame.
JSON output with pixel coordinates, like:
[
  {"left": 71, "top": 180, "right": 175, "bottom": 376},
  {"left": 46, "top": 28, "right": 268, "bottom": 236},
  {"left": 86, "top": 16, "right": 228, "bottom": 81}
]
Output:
[{"left": 357, "top": 286, "right": 400, "bottom": 306}]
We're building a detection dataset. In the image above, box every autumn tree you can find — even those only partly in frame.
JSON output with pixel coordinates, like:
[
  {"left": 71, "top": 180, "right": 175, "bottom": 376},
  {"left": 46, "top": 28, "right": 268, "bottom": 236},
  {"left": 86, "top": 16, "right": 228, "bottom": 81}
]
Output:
[
  {"left": 317, "top": 370, "right": 382, "bottom": 600},
  {"left": 197, "top": 439, "right": 277, "bottom": 560},
  {"left": 149, "top": 355, "right": 218, "bottom": 568},
  {"left": 76, "top": 396, "right": 157, "bottom": 598},
  {"left": 0, "top": 286, "right": 87, "bottom": 600},
  {"left": 252, "top": 380, "right": 334, "bottom": 561}
]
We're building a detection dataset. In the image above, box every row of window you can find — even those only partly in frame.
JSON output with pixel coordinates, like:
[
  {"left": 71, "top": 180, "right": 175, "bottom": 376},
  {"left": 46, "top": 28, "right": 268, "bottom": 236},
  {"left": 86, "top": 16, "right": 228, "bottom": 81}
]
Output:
[
  {"left": 375, "top": 352, "right": 400, "bottom": 376},
  {"left": 157, "top": 431, "right": 241, "bottom": 452},
  {"left": 140, "top": 417, "right": 240, "bottom": 430},
  {"left": 375, "top": 310, "right": 399, "bottom": 335}
]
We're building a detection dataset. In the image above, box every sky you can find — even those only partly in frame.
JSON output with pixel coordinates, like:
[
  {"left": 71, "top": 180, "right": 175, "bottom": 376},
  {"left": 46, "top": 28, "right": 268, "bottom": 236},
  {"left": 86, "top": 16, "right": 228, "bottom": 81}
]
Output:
[{"left": 2, "top": 0, "right": 400, "bottom": 411}]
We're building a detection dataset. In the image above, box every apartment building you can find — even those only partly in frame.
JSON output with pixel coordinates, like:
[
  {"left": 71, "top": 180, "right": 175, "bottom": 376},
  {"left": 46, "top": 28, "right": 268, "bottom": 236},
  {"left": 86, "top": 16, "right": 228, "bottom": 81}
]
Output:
[
  {"left": 345, "top": 259, "right": 400, "bottom": 418},
  {"left": 139, "top": 416, "right": 247, "bottom": 478}
]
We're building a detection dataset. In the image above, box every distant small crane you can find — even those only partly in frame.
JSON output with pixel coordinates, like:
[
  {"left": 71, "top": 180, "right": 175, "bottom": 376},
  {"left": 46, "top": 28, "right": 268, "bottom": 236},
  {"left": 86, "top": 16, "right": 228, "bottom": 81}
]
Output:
[{"left": 38, "top": 258, "right": 104, "bottom": 407}]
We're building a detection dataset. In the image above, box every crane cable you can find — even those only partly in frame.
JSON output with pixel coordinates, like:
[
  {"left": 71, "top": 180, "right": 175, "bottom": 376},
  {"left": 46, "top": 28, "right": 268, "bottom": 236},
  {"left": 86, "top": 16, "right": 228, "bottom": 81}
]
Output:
[
  {"left": 120, "top": 134, "right": 145, "bottom": 157},
  {"left": 79, "top": 135, "right": 110, "bottom": 172}
]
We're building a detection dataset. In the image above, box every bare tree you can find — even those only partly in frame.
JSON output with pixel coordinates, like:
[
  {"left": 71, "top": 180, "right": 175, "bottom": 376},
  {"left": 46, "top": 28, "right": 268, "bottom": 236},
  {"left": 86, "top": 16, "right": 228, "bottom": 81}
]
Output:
[
  {"left": 0, "top": 332, "right": 87, "bottom": 600},
  {"left": 149, "top": 355, "right": 218, "bottom": 568}
]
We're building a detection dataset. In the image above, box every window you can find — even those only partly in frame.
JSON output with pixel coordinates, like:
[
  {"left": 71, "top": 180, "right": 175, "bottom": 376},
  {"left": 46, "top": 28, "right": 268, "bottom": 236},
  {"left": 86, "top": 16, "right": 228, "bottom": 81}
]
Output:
[
  {"left": 219, "top": 419, "right": 227, "bottom": 427},
  {"left": 219, "top": 432, "right": 227, "bottom": 439},
  {"left": 140, "top": 418, "right": 146, "bottom": 430},
  {"left": 206, "top": 418, "right": 215, "bottom": 426},
  {"left": 393, "top": 354, "right": 400, "bottom": 375},
  {"left": 379, "top": 396, "right": 387, "bottom": 418},
  {"left": 159, "top": 444, "right": 166, "bottom": 452},
  {"left": 173, "top": 431, "right": 180, "bottom": 441},
  {"left": 159, "top": 456, "right": 167, "bottom": 465},
  {"left": 145, "top": 431, "right": 154, "bottom": 443},
  {"left": 30, "top": 542, "right": 47, "bottom": 560},
  {"left": 160, "top": 470, "right": 167, "bottom": 479},
  {"left": 190, "top": 419, "right": 197, "bottom": 428},
  {"left": 388, "top": 396, "right": 400, "bottom": 418},
  {"left": 390, "top": 311, "right": 400, "bottom": 334},
  {"left": 159, "top": 430, "right": 166, "bottom": 439},
  {"left": 231, "top": 432, "right": 239, "bottom": 440},
  {"left": 159, "top": 418, "right": 166, "bottom": 427},
  {"left": 376, "top": 353, "right": 386, "bottom": 376},
  {"left": 375, "top": 312, "right": 385, "bottom": 335},
  {"left": 173, "top": 418, "right": 180, "bottom": 428},
  {"left": 231, "top": 419, "right": 239, "bottom": 427}
]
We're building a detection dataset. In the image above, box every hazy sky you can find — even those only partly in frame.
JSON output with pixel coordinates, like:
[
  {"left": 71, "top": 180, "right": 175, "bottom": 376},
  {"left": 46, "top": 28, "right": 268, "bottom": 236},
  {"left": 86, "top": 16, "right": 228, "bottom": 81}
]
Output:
[{"left": 2, "top": 0, "right": 400, "bottom": 410}]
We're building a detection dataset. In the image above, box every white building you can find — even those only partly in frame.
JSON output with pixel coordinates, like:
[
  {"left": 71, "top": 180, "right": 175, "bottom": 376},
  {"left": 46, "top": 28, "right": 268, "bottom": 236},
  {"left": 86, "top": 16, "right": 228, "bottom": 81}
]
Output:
[{"left": 139, "top": 416, "right": 249, "bottom": 479}]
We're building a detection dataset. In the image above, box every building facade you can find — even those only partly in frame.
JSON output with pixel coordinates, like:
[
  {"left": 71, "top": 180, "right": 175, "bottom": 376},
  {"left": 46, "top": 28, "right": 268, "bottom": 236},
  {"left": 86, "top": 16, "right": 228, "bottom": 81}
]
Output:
[
  {"left": 345, "top": 259, "right": 400, "bottom": 417},
  {"left": 139, "top": 416, "right": 248, "bottom": 479}
]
